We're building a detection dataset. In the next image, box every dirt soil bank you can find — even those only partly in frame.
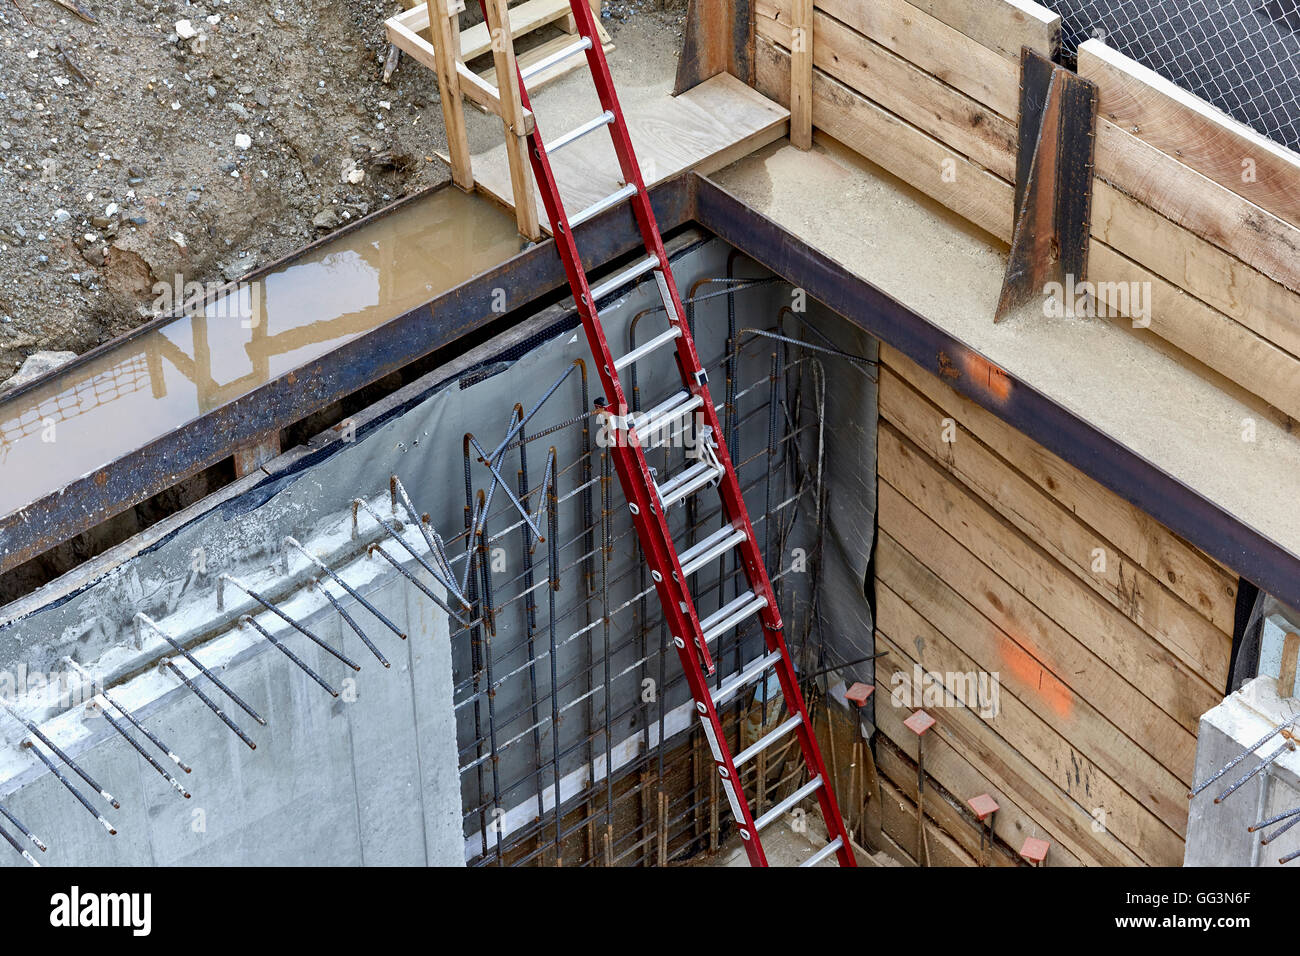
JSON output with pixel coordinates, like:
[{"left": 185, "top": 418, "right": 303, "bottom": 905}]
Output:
[{"left": 0, "top": 0, "right": 684, "bottom": 381}]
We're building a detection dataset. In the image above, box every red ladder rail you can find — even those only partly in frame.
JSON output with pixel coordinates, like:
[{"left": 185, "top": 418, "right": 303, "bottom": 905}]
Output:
[{"left": 484, "top": 0, "right": 856, "bottom": 868}]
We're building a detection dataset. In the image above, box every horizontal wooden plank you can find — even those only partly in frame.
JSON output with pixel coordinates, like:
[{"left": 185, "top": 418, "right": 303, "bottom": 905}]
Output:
[
  {"left": 877, "top": 770, "right": 979, "bottom": 866},
  {"left": 755, "top": 37, "right": 1015, "bottom": 240},
  {"left": 398, "top": 0, "right": 573, "bottom": 60},
  {"left": 903, "top": 0, "right": 1060, "bottom": 61},
  {"left": 759, "top": 0, "right": 1020, "bottom": 118},
  {"left": 874, "top": 622, "right": 1152, "bottom": 865},
  {"left": 1080, "top": 40, "right": 1300, "bottom": 229},
  {"left": 757, "top": 2, "right": 1017, "bottom": 178},
  {"left": 879, "top": 416, "right": 1227, "bottom": 704},
  {"left": 876, "top": 460, "right": 1199, "bottom": 776},
  {"left": 1092, "top": 181, "right": 1300, "bottom": 362},
  {"left": 880, "top": 345, "right": 1240, "bottom": 634},
  {"left": 876, "top": 573, "right": 1185, "bottom": 862},
  {"left": 1088, "top": 241, "right": 1300, "bottom": 423},
  {"left": 873, "top": 700, "right": 1091, "bottom": 866},
  {"left": 879, "top": 367, "right": 1234, "bottom": 689},
  {"left": 873, "top": 739, "right": 1028, "bottom": 867},
  {"left": 878, "top": 476, "right": 1198, "bottom": 803},
  {"left": 1095, "top": 115, "right": 1300, "bottom": 296}
]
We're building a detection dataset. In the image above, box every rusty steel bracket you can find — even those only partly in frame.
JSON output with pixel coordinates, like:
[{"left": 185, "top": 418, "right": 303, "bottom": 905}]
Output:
[
  {"left": 994, "top": 48, "right": 1097, "bottom": 322},
  {"left": 673, "top": 0, "right": 754, "bottom": 94}
]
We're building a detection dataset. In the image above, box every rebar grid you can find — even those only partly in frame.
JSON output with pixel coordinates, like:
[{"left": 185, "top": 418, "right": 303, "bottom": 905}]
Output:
[{"left": 445, "top": 278, "right": 846, "bottom": 867}]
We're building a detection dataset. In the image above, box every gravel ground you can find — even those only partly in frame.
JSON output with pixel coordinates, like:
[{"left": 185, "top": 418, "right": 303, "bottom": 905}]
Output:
[{"left": 0, "top": 0, "right": 685, "bottom": 381}]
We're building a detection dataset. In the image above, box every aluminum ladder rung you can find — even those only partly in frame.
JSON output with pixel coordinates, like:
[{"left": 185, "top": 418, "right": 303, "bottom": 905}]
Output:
[
  {"left": 568, "top": 184, "right": 638, "bottom": 230},
  {"left": 548, "top": 110, "right": 615, "bottom": 154},
  {"left": 801, "top": 836, "right": 844, "bottom": 867},
  {"left": 633, "top": 393, "right": 702, "bottom": 448},
  {"left": 754, "top": 775, "right": 824, "bottom": 832},
  {"left": 711, "top": 649, "right": 783, "bottom": 705},
  {"left": 679, "top": 524, "right": 748, "bottom": 577},
  {"left": 521, "top": 35, "right": 593, "bottom": 82},
  {"left": 587, "top": 255, "right": 658, "bottom": 303},
  {"left": 699, "top": 590, "right": 767, "bottom": 645},
  {"left": 614, "top": 325, "right": 682, "bottom": 372},
  {"left": 733, "top": 714, "right": 803, "bottom": 767},
  {"left": 656, "top": 459, "right": 724, "bottom": 509}
]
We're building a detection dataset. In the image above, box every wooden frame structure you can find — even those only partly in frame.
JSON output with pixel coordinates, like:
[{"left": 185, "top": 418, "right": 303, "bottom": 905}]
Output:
[{"left": 385, "top": 0, "right": 611, "bottom": 240}]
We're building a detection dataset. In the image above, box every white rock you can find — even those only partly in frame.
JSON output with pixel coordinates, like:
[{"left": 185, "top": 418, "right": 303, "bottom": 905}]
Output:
[
  {"left": 1, "top": 351, "right": 78, "bottom": 392},
  {"left": 234, "top": 132, "right": 252, "bottom": 150},
  {"left": 104, "top": 202, "right": 119, "bottom": 217},
  {"left": 206, "top": 14, "right": 221, "bottom": 24},
  {"left": 175, "top": 19, "right": 198, "bottom": 40}
]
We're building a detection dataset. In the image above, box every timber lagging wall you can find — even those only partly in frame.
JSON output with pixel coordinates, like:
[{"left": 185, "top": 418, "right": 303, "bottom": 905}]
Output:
[
  {"left": 874, "top": 345, "right": 1236, "bottom": 866},
  {"left": 754, "top": 0, "right": 1300, "bottom": 426},
  {"left": 743, "top": 0, "right": 1300, "bottom": 864}
]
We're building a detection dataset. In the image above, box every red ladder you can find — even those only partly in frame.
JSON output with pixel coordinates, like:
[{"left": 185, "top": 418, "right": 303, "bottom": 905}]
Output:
[{"left": 491, "top": 0, "right": 855, "bottom": 868}]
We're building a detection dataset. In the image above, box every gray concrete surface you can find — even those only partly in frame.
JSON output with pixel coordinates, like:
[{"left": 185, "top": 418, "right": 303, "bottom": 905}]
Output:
[{"left": 1186, "top": 676, "right": 1300, "bottom": 866}]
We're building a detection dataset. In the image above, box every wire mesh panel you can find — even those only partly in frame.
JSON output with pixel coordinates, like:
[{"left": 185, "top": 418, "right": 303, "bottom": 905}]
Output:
[{"left": 1042, "top": 0, "right": 1300, "bottom": 153}]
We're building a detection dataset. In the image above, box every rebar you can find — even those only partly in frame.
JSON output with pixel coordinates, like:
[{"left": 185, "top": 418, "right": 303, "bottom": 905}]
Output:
[
  {"left": 162, "top": 660, "right": 257, "bottom": 751},
  {"left": 220, "top": 574, "right": 361, "bottom": 673},
  {"left": 137, "top": 613, "right": 267, "bottom": 726},
  {"left": 0, "top": 697, "right": 120, "bottom": 810},
  {"left": 284, "top": 536, "right": 407, "bottom": 642},
  {"left": 240, "top": 615, "right": 340, "bottom": 698},
  {"left": 65, "top": 657, "right": 192, "bottom": 775},
  {"left": 0, "top": 802, "right": 46, "bottom": 854}
]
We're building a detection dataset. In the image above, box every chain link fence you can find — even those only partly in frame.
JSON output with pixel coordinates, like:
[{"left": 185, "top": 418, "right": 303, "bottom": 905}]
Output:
[{"left": 1041, "top": 0, "right": 1300, "bottom": 154}]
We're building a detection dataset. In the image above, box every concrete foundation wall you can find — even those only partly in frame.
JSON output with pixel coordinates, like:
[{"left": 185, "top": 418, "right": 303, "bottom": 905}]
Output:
[{"left": 1186, "top": 676, "right": 1300, "bottom": 866}]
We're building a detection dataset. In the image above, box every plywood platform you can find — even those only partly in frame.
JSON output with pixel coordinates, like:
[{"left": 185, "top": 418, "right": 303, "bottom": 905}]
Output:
[{"left": 464, "top": 73, "right": 789, "bottom": 234}]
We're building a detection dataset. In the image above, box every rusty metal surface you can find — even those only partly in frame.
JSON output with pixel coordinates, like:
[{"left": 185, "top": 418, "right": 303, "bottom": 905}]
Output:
[
  {"left": 0, "top": 178, "right": 696, "bottom": 576},
  {"left": 996, "top": 48, "right": 1097, "bottom": 321},
  {"left": 673, "top": 0, "right": 753, "bottom": 95},
  {"left": 7, "top": 166, "right": 1299, "bottom": 617},
  {"left": 691, "top": 173, "right": 1300, "bottom": 613}
]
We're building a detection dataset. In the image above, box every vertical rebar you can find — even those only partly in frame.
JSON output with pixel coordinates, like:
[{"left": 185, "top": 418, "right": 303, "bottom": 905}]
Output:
[
  {"left": 463, "top": 434, "right": 489, "bottom": 861},
  {"left": 515, "top": 407, "right": 547, "bottom": 827},
  {"left": 546, "top": 449, "right": 564, "bottom": 866}
]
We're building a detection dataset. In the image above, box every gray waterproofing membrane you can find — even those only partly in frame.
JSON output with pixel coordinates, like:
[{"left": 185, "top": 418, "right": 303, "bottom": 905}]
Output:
[{"left": 0, "top": 238, "right": 878, "bottom": 865}]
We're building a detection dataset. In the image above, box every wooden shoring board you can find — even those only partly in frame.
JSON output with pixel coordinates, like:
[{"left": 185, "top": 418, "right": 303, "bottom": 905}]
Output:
[
  {"left": 755, "top": 36, "right": 1016, "bottom": 239},
  {"left": 903, "top": 0, "right": 1059, "bottom": 62},
  {"left": 461, "top": 73, "right": 789, "bottom": 235},
  {"left": 875, "top": 416, "right": 1207, "bottom": 769},
  {"left": 874, "top": 576, "right": 1186, "bottom": 864},
  {"left": 874, "top": 623, "right": 1156, "bottom": 865},
  {"left": 755, "top": 36, "right": 1300, "bottom": 421},
  {"left": 1079, "top": 40, "right": 1300, "bottom": 229},
  {"left": 872, "top": 721, "right": 1083, "bottom": 867},
  {"left": 879, "top": 406, "right": 1229, "bottom": 701},
  {"left": 881, "top": 346, "right": 1239, "bottom": 636},
  {"left": 1093, "top": 115, "right": 1300, "bottom": 297},
  {"left": 757, "top": 0, "right": 1018, "bottom": 177},
  {"left": 757, "top": 0, "right": 1020, "bottom": 119},
  {"left": 877, "top": 389, "right": 1203, "bottom": 773}
]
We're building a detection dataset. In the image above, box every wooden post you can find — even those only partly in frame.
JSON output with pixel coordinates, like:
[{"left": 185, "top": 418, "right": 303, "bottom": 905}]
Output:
[
  {"left": 427, "top": 0, "right": 473, "bottom": 190},
  {"left": 1280, "top": 632, "right": 1300, "bottom": 698},
  {"left": 790, "top": 0, "right": 813, "bottom": 149},
  {"left": 482, "top": 0, "right": 543, "bottom": 240}
]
